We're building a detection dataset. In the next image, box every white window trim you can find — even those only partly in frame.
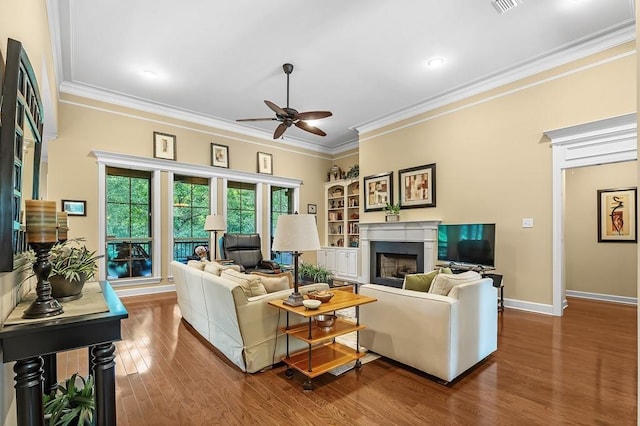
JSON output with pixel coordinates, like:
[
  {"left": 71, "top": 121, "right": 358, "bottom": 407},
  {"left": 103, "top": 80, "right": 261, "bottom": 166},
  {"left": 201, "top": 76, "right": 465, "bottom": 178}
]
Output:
[
  {"left": 93, "top": 150, "right": 301, "bottom": 284},
  {"left": 98, "top": 163, "right": 161, "bottom": 285}
]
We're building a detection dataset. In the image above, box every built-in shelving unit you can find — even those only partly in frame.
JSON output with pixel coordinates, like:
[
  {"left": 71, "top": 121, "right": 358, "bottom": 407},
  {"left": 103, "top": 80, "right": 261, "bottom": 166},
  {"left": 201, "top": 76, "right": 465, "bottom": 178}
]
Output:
[{"left": 320, "top": 179, "right": 360, "bottom": 280}]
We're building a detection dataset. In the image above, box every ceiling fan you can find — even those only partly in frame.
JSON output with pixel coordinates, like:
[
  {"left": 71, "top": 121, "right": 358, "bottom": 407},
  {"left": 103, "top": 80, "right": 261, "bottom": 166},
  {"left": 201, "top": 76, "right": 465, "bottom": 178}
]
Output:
[{"left": 237, "top": 63, "right": 332, "bottom": 139}]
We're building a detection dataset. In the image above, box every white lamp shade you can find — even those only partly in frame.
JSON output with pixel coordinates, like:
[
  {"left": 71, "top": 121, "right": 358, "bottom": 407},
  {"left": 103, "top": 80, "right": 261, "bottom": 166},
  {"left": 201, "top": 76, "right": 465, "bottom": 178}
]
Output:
[
  {"left": 272, "top": 214, "right": 321, "bottom": 252},
  {"left": 204, "top": 214, "right": 226, "bottom": 231}
]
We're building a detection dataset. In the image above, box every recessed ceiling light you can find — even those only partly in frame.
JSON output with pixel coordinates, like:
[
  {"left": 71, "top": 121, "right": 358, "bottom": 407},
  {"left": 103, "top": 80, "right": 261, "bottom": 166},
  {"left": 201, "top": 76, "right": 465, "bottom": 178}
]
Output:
[
  {"left": 426, "top": 58, "right": 445, "bottom": 68},
  {"left": 141, "top": 69, "right": 158, "bottom": 78}
]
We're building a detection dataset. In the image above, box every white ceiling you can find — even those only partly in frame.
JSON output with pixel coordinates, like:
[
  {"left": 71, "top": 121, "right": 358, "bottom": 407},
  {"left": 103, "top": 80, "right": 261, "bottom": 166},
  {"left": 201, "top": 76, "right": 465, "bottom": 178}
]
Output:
[{"left": 49, "top": 0, "right": 635, "bottom": 154}]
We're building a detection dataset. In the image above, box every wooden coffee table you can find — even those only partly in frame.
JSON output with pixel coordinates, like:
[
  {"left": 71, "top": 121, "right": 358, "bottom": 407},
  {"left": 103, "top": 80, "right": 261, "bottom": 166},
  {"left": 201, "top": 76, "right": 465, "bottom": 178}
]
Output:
[{"left": 269, "top": 290, "right": 376, "bottom": 390}]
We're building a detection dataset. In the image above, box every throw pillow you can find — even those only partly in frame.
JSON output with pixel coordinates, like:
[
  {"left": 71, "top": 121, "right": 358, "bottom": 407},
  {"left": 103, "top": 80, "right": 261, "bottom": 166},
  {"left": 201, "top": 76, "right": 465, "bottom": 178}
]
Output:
[
  {"left": 221, "top": 269, "right": 267, "bottom": 297},
  {"left": 252, "top": 273, "right": 290, "bottom": 293},
  {"left": 403, "top": 270, "right": 439, "bottom": 292},
  {"left": 428, "top": 271, "right": 481, "bottom": 296},
  {"left": 204, "top": 262, "right": 241, "bottom": 276},
  {"left": 187, "top": 260, "right": 207, "bottom": 271}
]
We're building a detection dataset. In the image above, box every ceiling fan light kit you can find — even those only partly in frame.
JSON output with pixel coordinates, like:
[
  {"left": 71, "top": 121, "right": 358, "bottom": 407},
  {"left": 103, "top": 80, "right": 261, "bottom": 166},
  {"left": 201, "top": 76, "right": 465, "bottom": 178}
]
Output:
[{"left": 237, "top": 63, "right": 333, "bottom": 139}]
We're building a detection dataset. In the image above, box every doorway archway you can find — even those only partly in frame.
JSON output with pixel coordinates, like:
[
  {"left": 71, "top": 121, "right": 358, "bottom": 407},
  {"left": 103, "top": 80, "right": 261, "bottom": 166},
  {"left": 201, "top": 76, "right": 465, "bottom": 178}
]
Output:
[{"left": 545, "top": 113, "right": 636, "bottom": 316}]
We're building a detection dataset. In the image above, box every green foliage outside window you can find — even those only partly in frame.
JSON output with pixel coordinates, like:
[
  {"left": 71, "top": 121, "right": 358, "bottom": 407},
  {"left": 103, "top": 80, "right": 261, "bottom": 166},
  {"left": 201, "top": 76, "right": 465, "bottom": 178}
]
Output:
[
  {"left": 227, "top": 182, "right": 256, "bottom": 233},
  {"left": 173, "top": 178, "right": 209, "bottom": 239}
]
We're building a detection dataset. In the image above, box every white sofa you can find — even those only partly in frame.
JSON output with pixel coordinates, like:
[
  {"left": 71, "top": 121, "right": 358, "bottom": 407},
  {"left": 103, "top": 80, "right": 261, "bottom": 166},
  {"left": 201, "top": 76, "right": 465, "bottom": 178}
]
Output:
[
  {"left": 359, "top": 276, "right": 497, "bottom": 383},
  {"left": 171, "top": 260, "right": 329, "bottom": 373}
]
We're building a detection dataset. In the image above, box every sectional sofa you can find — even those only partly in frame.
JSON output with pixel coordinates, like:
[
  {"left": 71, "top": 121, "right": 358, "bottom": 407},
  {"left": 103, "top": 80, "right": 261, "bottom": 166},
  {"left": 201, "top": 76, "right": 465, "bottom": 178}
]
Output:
[{"left": 171, "top": 260, "right": 329, "bottom": 373}]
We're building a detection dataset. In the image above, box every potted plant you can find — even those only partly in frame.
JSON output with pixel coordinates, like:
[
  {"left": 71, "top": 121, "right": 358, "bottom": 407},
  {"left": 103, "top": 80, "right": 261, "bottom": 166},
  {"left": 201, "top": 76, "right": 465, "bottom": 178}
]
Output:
[
  {"left": 44, "top": 373, "right": 95, "bottom": 426},
  {"left": 19, "top": 238, "right": 103, "bottom": 301},
  {"left": 384, "top": 203, "right": 400, "bottom": 222},
  {"left": 298, "top": 262, "right": 333, "bottom": 285}
]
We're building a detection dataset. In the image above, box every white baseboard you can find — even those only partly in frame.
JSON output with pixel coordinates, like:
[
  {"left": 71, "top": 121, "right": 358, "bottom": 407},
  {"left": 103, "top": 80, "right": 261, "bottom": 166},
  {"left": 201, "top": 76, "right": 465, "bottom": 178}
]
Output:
[
  {"left": 115, "top": 284, "right": 176, "bottom": 298},
  {"left": 503, "top": 298, "right": 555, "bottom": 315},
  {"left": 566, "top": 290, "right": 637, "bottom": 305}
]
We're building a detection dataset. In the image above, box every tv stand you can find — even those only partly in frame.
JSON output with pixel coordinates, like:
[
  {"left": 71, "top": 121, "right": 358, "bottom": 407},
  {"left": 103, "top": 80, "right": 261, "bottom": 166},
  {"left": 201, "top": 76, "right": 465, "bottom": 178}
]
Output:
[{"left": 437, "top": 263, "right": 503, "bottom": 312}]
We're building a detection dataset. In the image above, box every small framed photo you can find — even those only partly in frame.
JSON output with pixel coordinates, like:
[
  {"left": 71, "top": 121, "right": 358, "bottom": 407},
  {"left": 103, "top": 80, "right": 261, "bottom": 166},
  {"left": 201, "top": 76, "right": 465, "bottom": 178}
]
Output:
[
  {"left": 211, "top": 143, "right": 229, "bottom": 168},
  {"left": 153, "top": 132, "right": 176, "bottom": 160},
  {"left": 257, "top": 152, "right": 273, "bottom": 174},
  {"left": 307, "top": 204, "right": 317, "bottom": 214},
  {"left": 399, "top": 163, "right": 436, "bottom": 209},
  {"left": 597, "top": 187, "right": 637, "bottom": 243},
  {"left": 62, "top": 199, "right": 86, "bottom": 217},
  {"left": 363, "top": 171, "right": 393, "bottom": 212}
]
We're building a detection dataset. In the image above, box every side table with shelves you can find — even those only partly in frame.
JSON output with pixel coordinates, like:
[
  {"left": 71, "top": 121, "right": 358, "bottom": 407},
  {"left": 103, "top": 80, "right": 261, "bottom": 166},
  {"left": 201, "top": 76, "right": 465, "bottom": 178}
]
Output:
[{"left": 268, "top": 290, "right": 376, "bottom": 390}]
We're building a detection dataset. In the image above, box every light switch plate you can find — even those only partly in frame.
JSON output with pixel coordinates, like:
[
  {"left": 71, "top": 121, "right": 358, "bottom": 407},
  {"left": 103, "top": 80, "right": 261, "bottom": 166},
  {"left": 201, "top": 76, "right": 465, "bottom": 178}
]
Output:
[{"left": 522, "top": 218, "right": 534, "bottom": 228}]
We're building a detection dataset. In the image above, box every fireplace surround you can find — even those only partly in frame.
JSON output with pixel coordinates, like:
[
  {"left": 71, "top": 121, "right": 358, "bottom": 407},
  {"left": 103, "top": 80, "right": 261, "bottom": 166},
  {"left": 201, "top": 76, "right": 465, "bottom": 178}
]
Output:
[{"left": 360, "top": 220, "right": 440, "bottom": 287}]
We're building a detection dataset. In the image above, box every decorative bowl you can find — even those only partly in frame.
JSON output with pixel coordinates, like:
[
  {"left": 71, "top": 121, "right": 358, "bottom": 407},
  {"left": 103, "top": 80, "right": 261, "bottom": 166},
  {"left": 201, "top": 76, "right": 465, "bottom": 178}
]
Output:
[
  {"left": 302, "top": 299, "right": 321, "bottom": 310},
  {"left": 315, "top": 314, "right": 336, "bottom": 330},
  {"left": 307, "top": 291, "right": 334, "bottom": 303}
]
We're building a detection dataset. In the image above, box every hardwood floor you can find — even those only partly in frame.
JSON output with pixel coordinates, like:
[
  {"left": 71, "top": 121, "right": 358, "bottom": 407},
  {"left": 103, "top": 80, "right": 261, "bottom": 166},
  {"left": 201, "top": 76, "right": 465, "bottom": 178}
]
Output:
[{"left": 57, "top": 294, "right": 637, "bottom": 425}]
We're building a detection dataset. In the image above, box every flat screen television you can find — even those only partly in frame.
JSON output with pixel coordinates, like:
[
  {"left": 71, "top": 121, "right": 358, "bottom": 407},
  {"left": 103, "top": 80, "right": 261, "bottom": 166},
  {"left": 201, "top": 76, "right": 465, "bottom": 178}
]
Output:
[{"left": 437, "top": 223, "right": 496, "bottom": 268}]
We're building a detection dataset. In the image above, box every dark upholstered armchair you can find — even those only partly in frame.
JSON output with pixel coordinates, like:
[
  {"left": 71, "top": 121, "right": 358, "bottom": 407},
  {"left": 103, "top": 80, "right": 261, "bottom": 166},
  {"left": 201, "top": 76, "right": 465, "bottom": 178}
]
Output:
[{"left": 221, "top": 233, "right": 280, "bottom": 274}]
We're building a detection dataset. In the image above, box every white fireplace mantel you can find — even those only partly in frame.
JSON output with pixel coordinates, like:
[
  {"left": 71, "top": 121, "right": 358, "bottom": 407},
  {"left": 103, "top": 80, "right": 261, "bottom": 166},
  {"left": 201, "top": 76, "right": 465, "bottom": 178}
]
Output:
[{"left": 360, "top": 220, "right": 440, "bottom": 284}]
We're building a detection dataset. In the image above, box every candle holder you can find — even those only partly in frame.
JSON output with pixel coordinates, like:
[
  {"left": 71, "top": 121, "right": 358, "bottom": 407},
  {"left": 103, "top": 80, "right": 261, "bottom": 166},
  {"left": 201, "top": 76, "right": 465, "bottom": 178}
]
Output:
[{"left": 22, "top": 242, "right": 64, "bottom": 319}]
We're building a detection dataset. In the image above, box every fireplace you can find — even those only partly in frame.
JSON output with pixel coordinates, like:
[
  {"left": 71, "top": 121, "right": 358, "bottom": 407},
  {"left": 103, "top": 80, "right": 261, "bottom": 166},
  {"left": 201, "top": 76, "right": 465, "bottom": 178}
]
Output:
[
  {"left": 371, "top": 241, "right": 424, "bottom": 288},
  {"left": 359, "top": 220, "right": 440, "bottom": 287}
]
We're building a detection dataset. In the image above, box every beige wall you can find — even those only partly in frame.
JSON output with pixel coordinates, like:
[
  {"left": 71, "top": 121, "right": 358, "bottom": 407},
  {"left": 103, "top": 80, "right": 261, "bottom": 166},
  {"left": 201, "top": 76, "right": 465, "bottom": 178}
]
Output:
[
  {"left": 565, "top": 162, "right": 637, "bottom": 297},
  {"left": 359, "top": 42, "right": 636, "bottom": 306},
  {"left": 0, "top": 1, "right": 58, "bottom": 424},
  {"left": 49, "top": 95, "right": 333, "bottom": 272}
]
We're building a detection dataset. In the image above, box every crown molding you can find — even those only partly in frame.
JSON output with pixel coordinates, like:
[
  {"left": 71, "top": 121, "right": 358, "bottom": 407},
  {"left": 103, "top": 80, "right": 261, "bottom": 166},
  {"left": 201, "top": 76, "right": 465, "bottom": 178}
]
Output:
[
  {"left": 354, "top": 21, "right": 636, "bottom": 135},
  {"left": 60, "top": 81, "right": 335, "bottom": 155}
]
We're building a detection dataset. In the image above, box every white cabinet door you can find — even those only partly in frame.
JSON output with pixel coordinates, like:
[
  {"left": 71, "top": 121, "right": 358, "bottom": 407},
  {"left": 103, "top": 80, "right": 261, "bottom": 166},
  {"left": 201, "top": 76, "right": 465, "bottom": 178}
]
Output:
[
  {"left": 317, "top": 248, "right": 337, "bottom": 274},
  {"left": 336, "top": 249, "right": 358, "bottom": 278}
]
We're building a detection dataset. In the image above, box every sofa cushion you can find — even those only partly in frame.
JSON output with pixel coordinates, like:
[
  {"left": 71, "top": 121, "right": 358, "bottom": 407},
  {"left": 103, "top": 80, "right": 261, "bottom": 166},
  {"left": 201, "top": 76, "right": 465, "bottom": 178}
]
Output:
[
  {"left": 204, "top": 261, "right": 242, "bottom": 276},
  {"left": 403, "top": 270, "right": 439, "bottom": 292},
  {"left": 252, "top": 273, "right": 290, "bottom": 293},
  {"left": 187, "top": 260, "right": 208, "bottom": 270},
  {"left": 403, "top": 268, "right": 453, "bottom": 292},
  {"left": 428, "top": 271, "right": 481, "bottom": 296},
  {"left": 221, "top": 269, "right": 267, "bottom": 297}
]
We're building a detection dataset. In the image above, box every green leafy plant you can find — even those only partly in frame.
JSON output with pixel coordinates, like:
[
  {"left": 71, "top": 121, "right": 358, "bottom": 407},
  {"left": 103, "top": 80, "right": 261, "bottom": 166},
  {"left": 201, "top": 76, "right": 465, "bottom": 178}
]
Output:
[
  {"left": 44, "top": 373, "right": 95, "bottom": 426},
  {"left": 345, "top": 164, "right": 359, "bottom": 179},
  {"left": 385, "top": 203, "right": 400, "bottom": 215},
  {"left": 298, "top": 262, "right": 333, "bottom": 283},
  {"left": 19, "top": 238, "right": 103, "bottom": 282}
]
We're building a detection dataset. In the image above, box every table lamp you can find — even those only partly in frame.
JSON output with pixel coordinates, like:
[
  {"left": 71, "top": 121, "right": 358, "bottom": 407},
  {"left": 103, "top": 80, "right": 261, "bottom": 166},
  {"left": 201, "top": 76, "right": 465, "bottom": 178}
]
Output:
[
  {"left": 272, "top": 214, "right": 321, "bottom": 306},
  {"left": 204, "top": 214, "right": 226, "bottom": 260}
]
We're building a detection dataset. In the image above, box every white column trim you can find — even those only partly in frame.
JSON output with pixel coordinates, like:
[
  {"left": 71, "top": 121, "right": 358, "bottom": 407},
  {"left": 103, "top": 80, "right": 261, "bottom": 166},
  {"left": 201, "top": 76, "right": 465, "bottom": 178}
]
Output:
[{"left": 544, "top": 112, "right": 637, "bottom": 316}]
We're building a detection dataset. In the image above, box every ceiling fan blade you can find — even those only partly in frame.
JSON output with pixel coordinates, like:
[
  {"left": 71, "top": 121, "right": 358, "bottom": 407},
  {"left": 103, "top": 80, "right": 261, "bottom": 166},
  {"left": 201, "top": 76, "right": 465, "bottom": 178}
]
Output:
[
  {"left": 264, "top": 100, "right": 287, "bottom": 117},
  {"left": 236, "top": 118, "right": 278, "bottom": 122},
  {"left": 273, "top": 123, "right": 288, "bottom": 139},
  {"left": 295, "top": 120, "right": 326, "bottom": 137},
  {"left": 296, "top": 111, "right": 333, "bottom": 121}
]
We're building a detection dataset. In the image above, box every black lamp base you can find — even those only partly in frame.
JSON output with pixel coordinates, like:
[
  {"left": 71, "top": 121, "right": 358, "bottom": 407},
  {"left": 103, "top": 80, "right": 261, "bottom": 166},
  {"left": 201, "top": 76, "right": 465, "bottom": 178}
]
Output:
[
  {"left": 283, "top": 292, "right": 304, "bottom": 307},
  {"left": 22, "top": 242, "right": 64, "bottom": 319}
]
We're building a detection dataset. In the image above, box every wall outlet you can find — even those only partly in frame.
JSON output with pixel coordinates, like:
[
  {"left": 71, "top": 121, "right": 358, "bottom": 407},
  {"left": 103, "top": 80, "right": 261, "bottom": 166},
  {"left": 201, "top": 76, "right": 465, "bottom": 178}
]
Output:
[{"left": 522, "top": 218, "right": 534, "bottom": 228}]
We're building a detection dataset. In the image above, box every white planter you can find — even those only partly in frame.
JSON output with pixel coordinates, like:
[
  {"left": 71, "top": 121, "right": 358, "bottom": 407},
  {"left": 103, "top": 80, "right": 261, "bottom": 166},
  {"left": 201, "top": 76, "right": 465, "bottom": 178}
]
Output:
[{"left": 385, "top": 214, "right": 399, "bottom": 222}]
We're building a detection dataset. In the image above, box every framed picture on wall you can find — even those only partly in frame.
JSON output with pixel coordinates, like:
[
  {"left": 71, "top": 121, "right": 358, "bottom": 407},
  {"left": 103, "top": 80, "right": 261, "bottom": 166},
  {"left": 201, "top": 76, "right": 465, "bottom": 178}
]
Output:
[
  {"left": 62, "top": 199, "right": 87, "bottom": 217},
  {"left": 153, "top": 132, "right": 176, "bottom": 160},
  {"left": 210, "top": 143, "right": 229, "bottom": 168},
  {"left": 398, "top": 163, "right": 436, "bottom": 209},
  {"left": 363, "top": 171, "right": 393, "bottom": 212},
  {"left": 597, "top": 187, "right": 637, "bottom": 243},
  {"left": 257, "top": 152, "right": 273, "bottom": 174}
]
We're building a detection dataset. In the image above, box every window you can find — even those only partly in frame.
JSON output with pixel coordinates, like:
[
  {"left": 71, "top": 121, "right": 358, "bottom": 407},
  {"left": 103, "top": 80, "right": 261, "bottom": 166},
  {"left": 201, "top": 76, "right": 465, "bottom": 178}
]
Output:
[
  {"left": 271, "top": 186, "right": 293, "bottom": 265},
  {"left": 106, "top": 167, "right": 152, "bottom": 279},
  {"left": 173, "top": 176, "right": 210, "bottom": 262},
  {"left": 227, "top": 181, "right": 256, "bottom": 233}
]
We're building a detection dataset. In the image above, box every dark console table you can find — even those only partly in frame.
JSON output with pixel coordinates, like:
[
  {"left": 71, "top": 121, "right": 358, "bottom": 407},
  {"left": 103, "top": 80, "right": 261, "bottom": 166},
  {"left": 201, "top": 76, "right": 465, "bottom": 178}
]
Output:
[{"left": 0, "top": 281, "right": 128, "bottom": 426}]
